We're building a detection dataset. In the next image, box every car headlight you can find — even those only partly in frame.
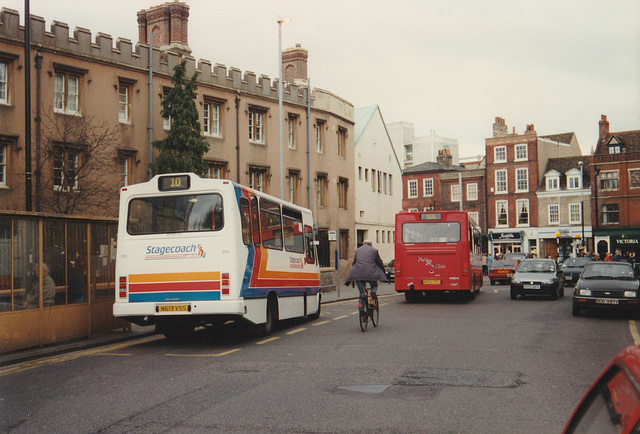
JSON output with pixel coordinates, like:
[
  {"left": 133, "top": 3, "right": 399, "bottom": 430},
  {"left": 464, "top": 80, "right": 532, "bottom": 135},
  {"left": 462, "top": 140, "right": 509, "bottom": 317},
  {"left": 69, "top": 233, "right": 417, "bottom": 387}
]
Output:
[
  {"left": 578, "top": 289, "right": 591, "bottom": 296},
  {"left": 543, "top": 279, "right": 555, "bottom": 285},
  {"left": 624, "top": 291, "right": 637, "bottom": 298},
  {"left": 512, "top": 278, "right": 521, "bottom": 284}
]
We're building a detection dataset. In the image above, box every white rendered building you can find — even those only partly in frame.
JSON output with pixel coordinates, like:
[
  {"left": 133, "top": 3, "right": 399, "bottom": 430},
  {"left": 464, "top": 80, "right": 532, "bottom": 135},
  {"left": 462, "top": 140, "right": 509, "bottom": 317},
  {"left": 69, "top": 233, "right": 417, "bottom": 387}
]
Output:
[{"left": 387, "top": 122, "right": 459, "bottom": 169}]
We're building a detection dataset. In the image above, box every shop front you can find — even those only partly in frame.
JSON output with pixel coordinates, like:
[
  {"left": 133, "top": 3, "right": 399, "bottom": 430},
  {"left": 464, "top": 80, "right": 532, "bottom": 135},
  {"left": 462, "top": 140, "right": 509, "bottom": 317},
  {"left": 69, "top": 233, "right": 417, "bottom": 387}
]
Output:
[
  {"left": 489, "top": 230, "right": 524, "bottom": 257},
  {"left": 594, "top": 228, "right": 640, "bottom": 262},
  {"left": 537, "top": 227, "right": 592, "bottom": 262}
]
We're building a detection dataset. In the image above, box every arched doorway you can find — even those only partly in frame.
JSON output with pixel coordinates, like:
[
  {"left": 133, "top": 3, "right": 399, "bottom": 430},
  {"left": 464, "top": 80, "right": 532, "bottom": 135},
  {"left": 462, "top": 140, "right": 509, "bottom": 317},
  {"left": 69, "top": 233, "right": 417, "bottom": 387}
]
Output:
[{"left": 597, "top": 239, "right": 609, "bottom": 259}]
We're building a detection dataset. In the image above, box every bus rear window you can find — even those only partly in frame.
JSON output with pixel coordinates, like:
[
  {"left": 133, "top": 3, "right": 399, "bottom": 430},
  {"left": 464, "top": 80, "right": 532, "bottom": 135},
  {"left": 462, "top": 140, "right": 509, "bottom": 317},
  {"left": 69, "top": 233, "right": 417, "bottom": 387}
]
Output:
[
  {"left": 127, "top": 194, "right": 224, "bottom": 235},
  {"left": 402, "top": 222, "right": 460, "bottom": 243}
]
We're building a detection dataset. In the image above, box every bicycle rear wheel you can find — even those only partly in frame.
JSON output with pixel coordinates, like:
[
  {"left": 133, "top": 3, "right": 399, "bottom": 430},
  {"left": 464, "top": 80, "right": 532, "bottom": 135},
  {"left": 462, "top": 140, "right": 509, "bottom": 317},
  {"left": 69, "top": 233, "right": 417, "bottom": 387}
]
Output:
[
  {"left": 371, "top": 295, "right": 379, "bottom": 327},
  {"left": 359, "top": 302, "right": 368, "bottom": 332}
]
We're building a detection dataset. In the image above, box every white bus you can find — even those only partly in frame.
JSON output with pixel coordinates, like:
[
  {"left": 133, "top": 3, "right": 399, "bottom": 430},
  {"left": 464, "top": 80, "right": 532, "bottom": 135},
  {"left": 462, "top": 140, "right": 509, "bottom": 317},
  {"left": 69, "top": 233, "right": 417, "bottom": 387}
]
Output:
[{"left": 113, "top": 173, "right": 321, "bottom": 338}]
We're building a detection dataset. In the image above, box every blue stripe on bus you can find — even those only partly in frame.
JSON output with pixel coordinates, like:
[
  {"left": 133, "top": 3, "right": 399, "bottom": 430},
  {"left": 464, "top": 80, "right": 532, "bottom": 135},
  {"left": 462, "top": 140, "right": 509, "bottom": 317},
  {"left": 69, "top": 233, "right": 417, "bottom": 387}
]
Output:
[{"left": 129, "top": 291, "right": 221, "bottom": 302}]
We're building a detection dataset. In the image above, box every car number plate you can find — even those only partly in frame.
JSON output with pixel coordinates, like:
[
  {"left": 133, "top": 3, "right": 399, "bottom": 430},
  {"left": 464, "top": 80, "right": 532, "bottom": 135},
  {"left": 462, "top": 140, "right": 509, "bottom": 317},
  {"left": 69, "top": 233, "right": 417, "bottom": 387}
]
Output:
[
  {"left": 157, "top": 304, "right": 190, "bottom": 312},
  {"left": 523, "top": 284, "right": 540, "bottom": 290},
  {"left": 422, "top": 279, "right": 441, "bottom": 285},
  {"left": 595, "top": 298, "right": 619, "bottom": 305}
]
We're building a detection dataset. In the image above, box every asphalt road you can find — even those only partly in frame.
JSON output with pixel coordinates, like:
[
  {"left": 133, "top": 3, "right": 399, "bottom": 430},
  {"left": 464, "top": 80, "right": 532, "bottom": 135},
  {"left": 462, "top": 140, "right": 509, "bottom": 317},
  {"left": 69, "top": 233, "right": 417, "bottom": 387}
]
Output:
[{"left": 1, "top": 280, "right": 637, "bottom": 433}]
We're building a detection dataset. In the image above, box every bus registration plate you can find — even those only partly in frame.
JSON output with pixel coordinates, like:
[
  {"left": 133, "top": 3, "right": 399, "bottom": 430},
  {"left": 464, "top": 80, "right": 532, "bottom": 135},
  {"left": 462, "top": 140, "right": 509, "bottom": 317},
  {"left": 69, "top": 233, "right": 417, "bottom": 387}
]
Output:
[
  {"left": 157, "top": 304, "right": 190, "bottom": 313},
  {"left": 422, "top": 279, "right": 441, "bottom": 285}
]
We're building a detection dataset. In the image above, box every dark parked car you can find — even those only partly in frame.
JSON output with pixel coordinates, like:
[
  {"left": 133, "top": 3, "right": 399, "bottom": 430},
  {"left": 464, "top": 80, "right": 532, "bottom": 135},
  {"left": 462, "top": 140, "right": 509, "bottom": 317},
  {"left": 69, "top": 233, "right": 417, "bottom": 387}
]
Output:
[
  {"left": 572, "top": 261, "right": 639, "bottom": 317},
  {"left": 561, "top": 257, "right": 591, "bottom": 286},
  {"left": 488, "top": 259, "right": 519, "bottom": 285},
  {"left": 564, "top": 344, "right": 640, "bottom": 433},
  {"left": 385, "top": 260, "right": 394, "bottom": 282},
  {"left": 510, "top": 258, "right": 565, "bottom": 300}
]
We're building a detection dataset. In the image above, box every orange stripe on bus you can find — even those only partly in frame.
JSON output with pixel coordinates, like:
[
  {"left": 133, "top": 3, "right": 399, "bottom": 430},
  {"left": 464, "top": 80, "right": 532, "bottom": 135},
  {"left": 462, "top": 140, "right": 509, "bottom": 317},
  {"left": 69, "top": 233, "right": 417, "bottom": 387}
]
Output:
[{"left": 129, "top": 272, "right": 220, "bottom": 283}]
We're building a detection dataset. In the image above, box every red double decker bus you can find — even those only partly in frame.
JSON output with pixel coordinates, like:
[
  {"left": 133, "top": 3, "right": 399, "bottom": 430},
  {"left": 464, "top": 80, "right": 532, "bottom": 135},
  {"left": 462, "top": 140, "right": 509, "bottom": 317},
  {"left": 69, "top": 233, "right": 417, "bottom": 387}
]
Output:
[{"left": 394, "top": 211, "right": 483, "bottom": 302}]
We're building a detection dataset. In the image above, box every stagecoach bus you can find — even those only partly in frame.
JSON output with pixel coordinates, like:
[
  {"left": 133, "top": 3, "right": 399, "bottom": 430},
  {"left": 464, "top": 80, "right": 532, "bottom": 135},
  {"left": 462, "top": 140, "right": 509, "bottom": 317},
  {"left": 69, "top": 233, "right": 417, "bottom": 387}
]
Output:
[
  {"left": 113, "top": 173, "right": 321, "bottom": 338},
  {"left": 394, "top": 210, "right": 483, "bottom": 302}
]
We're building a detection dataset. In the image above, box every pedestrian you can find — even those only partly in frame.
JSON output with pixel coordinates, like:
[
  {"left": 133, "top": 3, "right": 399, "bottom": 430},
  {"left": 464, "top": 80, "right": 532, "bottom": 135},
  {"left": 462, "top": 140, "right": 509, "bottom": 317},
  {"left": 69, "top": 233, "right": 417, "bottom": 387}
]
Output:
[
  {"left": 604, "top": 252, "right": 613, "bottom": 262},
  {"left": 481, "top": 253, "right": 488, "bottom": 276},
  {"left": 614, "top": 249, "right": 622, "bottom": 261},
  {"left": 345, "top": 240, "right": 388, "bottom": 309},
  {"left": 22, "top": 263, "right": 56, "bottom": 309}
]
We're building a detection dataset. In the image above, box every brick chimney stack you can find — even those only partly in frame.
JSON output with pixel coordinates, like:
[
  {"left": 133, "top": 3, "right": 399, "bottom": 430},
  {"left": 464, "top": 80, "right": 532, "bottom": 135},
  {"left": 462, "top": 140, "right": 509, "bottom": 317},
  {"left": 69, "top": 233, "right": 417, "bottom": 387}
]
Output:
[
  {"left": 525, "top": 124, "right": 536, "bottom": 135},
  {"left": 599, "top": 114, "right": 610, "bottom": 140},
  {"left": 137, "top": 1, "right": 191, "bottom": 56},
  {"left": 493, "top": 116, "right": 508, "bottom": 138},
  {"left": 436, "top": 148, "right": 453, "bottom": 167},
  {"left": 282, "top": 44, "right": 308, "bottom": 84}
]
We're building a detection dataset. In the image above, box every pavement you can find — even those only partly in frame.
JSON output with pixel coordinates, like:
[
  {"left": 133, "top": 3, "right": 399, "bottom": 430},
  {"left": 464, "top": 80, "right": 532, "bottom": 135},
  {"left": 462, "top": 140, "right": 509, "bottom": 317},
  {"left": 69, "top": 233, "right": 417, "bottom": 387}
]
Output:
[{"left": 0, "top": 281, "right": 397, "bottom": 367}]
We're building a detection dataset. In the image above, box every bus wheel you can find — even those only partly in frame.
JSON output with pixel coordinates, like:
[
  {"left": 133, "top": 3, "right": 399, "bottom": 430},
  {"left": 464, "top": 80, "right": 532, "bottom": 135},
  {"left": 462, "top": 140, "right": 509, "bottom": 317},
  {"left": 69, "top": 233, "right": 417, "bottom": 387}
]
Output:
[
  {"left": 467, "top": 290, "right": 476, "bottom": 301},
  {"left": 405, "top": 291, "right": 417, "bottom": 303},
  {"left": 308, "top": 297, "right": 321, "bottom": 320},
  {"left": 260, "top": 297, "right": 278, "bottom": 336}
]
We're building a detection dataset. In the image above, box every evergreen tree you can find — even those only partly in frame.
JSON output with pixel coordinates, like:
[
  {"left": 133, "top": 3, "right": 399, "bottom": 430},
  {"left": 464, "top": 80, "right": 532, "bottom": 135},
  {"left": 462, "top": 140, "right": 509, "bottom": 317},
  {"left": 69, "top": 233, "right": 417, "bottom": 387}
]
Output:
[{"left": 151, "top": 60, "right": 209, "bottom": 176}]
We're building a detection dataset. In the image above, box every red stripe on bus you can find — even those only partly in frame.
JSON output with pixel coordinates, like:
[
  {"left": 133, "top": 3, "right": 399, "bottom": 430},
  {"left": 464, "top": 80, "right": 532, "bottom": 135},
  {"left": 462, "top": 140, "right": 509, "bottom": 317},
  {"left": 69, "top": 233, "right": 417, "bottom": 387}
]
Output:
[{"left": 129, "top": 281, "right": 221, "bottom": 293}]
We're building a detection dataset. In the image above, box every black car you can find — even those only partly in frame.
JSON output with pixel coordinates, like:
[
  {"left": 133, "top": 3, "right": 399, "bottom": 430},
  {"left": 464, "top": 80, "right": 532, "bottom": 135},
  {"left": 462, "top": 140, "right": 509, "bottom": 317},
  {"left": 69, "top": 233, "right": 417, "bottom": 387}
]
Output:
[
  {"left": 385, "top": 260, "right": 394, "bottom": 282},
  {"left": 510, "top": 258, "right": 565, "bottom": 300},
  {"left": 572, "top": 261, "right": 640, "bottom": 317},
  {"left": 561, "top": 257, "right": 591, "bottom": 286}
]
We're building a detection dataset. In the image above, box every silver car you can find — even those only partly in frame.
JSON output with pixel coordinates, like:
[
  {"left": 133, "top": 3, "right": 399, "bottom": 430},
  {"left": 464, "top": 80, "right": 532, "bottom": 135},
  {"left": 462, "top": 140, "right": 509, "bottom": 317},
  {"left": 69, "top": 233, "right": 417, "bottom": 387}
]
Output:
[{"left": 510, "top": 258, "right": 565, "bottom": 300}]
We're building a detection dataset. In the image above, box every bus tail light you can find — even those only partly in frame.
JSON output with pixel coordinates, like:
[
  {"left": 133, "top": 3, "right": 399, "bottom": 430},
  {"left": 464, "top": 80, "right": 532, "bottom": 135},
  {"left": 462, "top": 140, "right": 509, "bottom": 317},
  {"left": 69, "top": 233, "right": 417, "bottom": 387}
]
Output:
[
  {"left": 119, "top": 276, "right": 127, "bottom": 298},
  {"left": 462, "top": 261, "right": 469, "bottom": 276},
  {"left": 221, "top": 273, "right": 230, "bottom": 295}
]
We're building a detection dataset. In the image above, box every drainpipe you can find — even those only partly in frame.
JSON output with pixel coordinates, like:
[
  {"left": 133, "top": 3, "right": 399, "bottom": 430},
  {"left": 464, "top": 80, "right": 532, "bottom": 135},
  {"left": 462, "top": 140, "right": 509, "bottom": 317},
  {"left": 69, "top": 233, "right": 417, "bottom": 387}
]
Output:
[
  {"left": 24, "top": 0, "right": 32, "bottom": 211},
  {"left": 235, "top": 91, "right": 240, "bottom": 182},
  {"left": 306, "top": 79, "right": 312, "bottom": 208},
  {"left": 34, "top": 50, "right": 42, "bottom": 211},
  {"left": 147, "top": 30, "right": 153, "bottom": 180}
]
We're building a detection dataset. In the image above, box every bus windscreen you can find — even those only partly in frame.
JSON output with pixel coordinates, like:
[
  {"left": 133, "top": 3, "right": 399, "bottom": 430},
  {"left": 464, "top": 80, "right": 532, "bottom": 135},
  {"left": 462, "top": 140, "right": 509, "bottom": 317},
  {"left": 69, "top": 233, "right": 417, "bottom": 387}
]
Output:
[
  {"left": 402, "top": 222, "right": 460, "bottom": 244},
  {"left": 127, "top": 194, "right": 224, "bottom": 235}
]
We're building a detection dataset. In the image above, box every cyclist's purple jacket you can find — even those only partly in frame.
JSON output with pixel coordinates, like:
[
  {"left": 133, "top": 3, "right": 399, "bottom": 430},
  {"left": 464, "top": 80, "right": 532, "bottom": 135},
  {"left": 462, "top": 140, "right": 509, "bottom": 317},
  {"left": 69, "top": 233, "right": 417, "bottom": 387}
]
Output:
[{"left": 345, "top": 243, "right": 388, "bottom": 283}]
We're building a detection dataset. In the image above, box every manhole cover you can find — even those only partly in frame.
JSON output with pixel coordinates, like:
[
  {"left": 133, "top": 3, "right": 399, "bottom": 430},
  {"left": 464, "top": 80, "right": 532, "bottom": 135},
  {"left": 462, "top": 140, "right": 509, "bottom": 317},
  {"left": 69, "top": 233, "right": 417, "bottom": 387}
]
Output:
[{"left": 396, "top": 367, "right": 521, "bottom": 388}]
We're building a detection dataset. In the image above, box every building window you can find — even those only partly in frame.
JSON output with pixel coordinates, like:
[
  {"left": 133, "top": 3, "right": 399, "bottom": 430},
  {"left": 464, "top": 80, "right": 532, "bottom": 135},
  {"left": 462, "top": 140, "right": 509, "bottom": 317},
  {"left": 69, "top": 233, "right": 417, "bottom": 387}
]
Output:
[
  {"left": 495, "top": 169, "right": 507, "bottom": 193},
  {"left": 288, "top": 170, "right": 300, "bottom": 204},
  {"left": 630, "top": 169, "right": 640, "bottom": 189},
  {"left": 601, "top": 203, "right": 619, "bottom": 224},
  {"left": 608, "top": 144, "right": 621, "bottom": 154},
  {"left": 469, "top": 211, "right": 479, "bottom": 225},
  {"left": 389, "top": 174, "right": 393, "bottom": 195},
  {"left": 249, "top": 107, "right": 266, "bottom": 144},
  {"left": 249, "top": 167, "right": 267, "bottom": 192},
  {"left": 549, "top": 204, "right": 560, "bottom": 225},
  {"left": 467, "top": 183, "right": 478, "bottom": 201},
  {"left": 317, "top": 173, "right": 328, "bottom": 207},
  {"left": 546, "top": 176, "right": 559, "bottom": 191},
  {"left": 371, "top": 169, "right": 376, "bottom": 191},
  {"left": 0, "top": 61, "right": 7, "bottom": 104},
  {"left": 53, "top": 145, "right": 79, "bottom": 191},
  {"left": 515, "top": 144, "right": 527, "bottom": 161},
  {"left": 494, "top": 146, "right": 507, "bottom": 163},
  {"left": 206, "top": 162, "right": 226, "bottom": 179},
  {"left": 496, "top": 200, "right": 508, "bottom": 226},
  {"left": 404, "top": 144, "right": 413, "bottom": 163},
  {"left": 337, "top": 127, "right": 347, "bottom": 158},
  {"left": 0, "top": 143, "right": 6, "bottom": 186},
  {"left": 423, "top": 178, "right": 434, "bottom": 197},
  {"left": 408, "top": 180, "right": 418, "bottom": 198},
  {"left": 118, "top": 83, "right": 130, "bottom": 122},
  {"left": 568, "top": 174, "right": 581, "bottom": 189},
  {"left": 516, "top": 199, "right": 529, "bottom": 226},
  {"left": 338, "top": 177, "right": 348, "bottom": 209},
  {"left": 358, "top": 166, "right": 362, "bottom": 181},
  {"left": 600, "top": 171, "right": 619, "bottom": 191},
  {"left": 515, "top": 168, "right": 528, "bottom": 192},
  {"left": 569, "top": 203, "right": 582, "bottom": 224},
  {"left": 288, "top": 114, "right": 298, "bottom": 149},
  {"left": 54, "top": 72, "right": 80, "bottom": 114},
  {"left": 451, "top": 184, "right": 461, "bottom": 202},
  {"left": 316, "top": 120, "right": 325, "bottom": 153},
  {"left": 203, "top": 102, "right": 220, "bottom": 136}
]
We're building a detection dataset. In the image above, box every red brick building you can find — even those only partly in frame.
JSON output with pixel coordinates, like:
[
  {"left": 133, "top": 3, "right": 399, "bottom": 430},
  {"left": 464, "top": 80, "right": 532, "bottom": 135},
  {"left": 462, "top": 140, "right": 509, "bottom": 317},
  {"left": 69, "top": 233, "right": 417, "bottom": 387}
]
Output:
[{"left": 592, "top": 115, "right": 640, "bottom": 260}]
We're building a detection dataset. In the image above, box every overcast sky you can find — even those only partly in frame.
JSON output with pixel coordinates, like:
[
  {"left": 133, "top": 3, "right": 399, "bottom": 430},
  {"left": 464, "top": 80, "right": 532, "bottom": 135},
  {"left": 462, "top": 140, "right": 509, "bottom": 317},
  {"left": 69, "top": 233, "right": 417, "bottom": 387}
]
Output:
[{"left": 8, "top": 0, "right": 640, "bottom": 158}]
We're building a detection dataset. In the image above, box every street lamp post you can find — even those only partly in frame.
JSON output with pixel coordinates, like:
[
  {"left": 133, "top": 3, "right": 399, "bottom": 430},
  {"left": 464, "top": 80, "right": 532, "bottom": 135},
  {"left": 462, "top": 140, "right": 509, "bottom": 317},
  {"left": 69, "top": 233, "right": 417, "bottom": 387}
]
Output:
[
  {"left": 277, "top": 18, "right": 291, "bottom": 200},
  {"left": 578, "top": 161, "right": 585, "bottom": 252}
]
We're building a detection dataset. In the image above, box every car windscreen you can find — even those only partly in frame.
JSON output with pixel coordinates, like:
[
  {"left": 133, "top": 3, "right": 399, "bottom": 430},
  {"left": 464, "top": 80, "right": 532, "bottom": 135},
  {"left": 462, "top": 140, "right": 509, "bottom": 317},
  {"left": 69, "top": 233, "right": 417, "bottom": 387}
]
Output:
[
  {"left": 127, "top": 193, "right": 224, "bottom": 235},
  {"left": 581, "top": 263, "right": 635, "bottom": 280},
  {"left": 517, "top": 260, "right": 555, "bottom": 273},
  {"left": 402, "top": 222, "right": 460, "bottom": 243},
  {"left": 492, "top": 260, "right": 517, "bottom": 268}
]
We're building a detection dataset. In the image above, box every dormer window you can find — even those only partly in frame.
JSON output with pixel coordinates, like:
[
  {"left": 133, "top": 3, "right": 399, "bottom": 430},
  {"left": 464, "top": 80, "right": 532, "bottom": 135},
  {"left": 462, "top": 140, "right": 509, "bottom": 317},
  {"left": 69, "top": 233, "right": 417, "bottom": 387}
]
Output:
[
  {"left": 566, "top": 168, "right": 582, "bottom": 189},
  {"left": 546, "top": 175, "right": 560, "bottom": 191},
  {"left": 607, "top": 137, "right": 623, "bottom": 154}
]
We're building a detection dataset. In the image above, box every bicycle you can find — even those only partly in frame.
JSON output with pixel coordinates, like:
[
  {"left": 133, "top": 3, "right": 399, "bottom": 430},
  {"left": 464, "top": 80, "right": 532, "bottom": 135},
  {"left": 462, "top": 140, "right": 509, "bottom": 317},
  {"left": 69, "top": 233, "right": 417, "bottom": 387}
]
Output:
[{"left": 358, "top": 282, "right": 379, "bottom": 332}]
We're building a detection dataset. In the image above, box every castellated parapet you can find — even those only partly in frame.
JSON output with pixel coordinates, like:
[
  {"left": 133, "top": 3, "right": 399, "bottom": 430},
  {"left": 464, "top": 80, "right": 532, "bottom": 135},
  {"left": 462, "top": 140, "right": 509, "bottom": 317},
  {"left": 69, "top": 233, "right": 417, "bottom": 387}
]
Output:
[{"left": 0, "top": 7, "right": 350, "bottom": 115}]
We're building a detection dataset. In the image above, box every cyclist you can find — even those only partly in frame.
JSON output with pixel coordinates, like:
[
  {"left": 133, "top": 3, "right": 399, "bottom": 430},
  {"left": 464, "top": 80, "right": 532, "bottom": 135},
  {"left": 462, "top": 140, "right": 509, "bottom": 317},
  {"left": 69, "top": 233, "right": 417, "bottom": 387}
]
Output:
[{"left": 345, "top": 240, "right": 388, "bottom": 308}]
